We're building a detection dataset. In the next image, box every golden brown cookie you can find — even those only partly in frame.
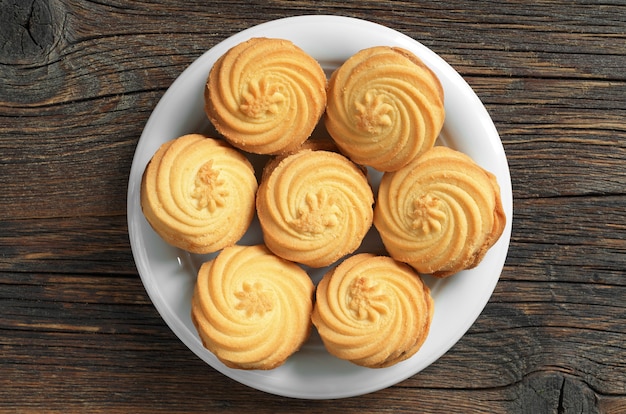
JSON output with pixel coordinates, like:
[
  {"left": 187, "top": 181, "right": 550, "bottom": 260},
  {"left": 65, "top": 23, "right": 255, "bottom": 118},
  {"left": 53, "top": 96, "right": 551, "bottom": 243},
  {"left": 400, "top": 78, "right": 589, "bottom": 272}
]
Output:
[
  {"left": 191, "top": 244, "right": 314, "bottom": 370},
  {"left": 374, "top": 146, "right": 506, "bottom": 277},
  {"left": 325, "top": 46, "right": 445, "bottom": 172},
  {"left": 140, "top": 134, "right": 257, "bottom": 254},
  {"left": 204, "top": 37, "right": 327, "bottom": 155},
  {"left": 311, "top": 253, "right": 434, "bottom": 368},
  {"left": 256, "top": 149, "right": 374, "bottom": 268}
]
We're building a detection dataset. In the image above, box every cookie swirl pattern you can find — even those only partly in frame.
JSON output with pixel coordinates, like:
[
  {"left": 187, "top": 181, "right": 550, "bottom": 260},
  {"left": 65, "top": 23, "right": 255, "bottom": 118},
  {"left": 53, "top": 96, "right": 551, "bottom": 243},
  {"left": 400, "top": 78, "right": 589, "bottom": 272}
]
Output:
[
  {"left": 191, "top": 245, "right": 314, "bottom": 370},
  {"left": 325, "top": 46, "right": 445, "bottom": 172},
  {"left": 312, "top": 254, "right": 433, "bottom": 368},
  {"left": 257, "top": 150, "right": 374, "bottom": 268},
  {"left": 374, "top": 146, "right": 506, "bottom": 277},
  {"left": 204, "top": 37, "right": 327, "bottom": 155},
  {"left": 140, "top": 134, "right": 257, "bottom": 254}
]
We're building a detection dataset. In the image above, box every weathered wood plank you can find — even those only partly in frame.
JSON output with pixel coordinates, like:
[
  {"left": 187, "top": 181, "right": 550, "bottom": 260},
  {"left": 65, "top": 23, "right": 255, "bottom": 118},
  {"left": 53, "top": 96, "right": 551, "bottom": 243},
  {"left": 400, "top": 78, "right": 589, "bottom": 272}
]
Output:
[{"left": 0, "top": 216, "right": 134, "bottom": 273}]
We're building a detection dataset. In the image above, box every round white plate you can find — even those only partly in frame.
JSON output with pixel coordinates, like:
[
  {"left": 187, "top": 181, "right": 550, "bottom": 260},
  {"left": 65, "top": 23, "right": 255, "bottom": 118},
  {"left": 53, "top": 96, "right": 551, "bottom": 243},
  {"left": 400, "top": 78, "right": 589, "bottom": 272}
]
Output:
[{"left": 127, "top": 15, "right": 513, "bottom": 399}]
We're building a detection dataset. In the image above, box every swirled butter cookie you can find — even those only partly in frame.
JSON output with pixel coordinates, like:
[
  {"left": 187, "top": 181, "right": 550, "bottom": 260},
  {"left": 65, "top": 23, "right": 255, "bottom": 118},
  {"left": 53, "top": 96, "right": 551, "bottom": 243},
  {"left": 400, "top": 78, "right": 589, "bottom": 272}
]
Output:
[
  {"left": 191, "top": 245, "right": 314, "bottom": 370},
  {"left": 204, "top": 37, "right": 327, "bottom": 155},
  {"left": 374, "top": 146, "right": 506, "bottom": 277},
  {"left": 256, "top": 149, "right": 374, "bottom": 268},
  {"left": 140, "top": 134, "right": 257, "bottom": 254},
  {"left": 325, "top": 46, "right": 445, "bottom": 171},
  {"left": 312, "top": 253, "right": 433, "bottom": 368}
]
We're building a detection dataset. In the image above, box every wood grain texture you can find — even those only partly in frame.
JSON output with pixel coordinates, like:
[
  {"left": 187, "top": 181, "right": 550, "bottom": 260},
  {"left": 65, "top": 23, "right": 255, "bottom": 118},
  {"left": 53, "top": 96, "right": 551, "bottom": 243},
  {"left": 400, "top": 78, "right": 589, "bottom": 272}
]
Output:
[{"left": 1, "top": 0, "right": 625, "bottom": 412}]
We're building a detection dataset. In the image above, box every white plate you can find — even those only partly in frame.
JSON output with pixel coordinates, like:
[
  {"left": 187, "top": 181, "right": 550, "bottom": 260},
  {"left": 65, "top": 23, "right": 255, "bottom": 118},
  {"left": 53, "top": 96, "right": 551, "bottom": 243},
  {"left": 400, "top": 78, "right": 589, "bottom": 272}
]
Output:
[{"left": 127, "top": 15, "right": 513, "bottom": 399}]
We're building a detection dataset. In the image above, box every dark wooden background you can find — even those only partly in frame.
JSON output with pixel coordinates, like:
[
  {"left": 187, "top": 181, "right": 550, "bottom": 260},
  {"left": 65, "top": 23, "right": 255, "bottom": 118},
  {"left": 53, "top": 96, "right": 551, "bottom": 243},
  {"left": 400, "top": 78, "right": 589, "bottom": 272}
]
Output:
[{"left": 1, "top": 0, "right": 625, "bottom": 412}]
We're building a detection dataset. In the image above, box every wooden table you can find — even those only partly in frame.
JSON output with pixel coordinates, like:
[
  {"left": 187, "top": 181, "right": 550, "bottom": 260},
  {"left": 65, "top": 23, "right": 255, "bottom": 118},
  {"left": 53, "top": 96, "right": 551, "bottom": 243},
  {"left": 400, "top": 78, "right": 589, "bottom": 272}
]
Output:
[{"left": 2, "top": 1, "right": 625, "bottom": 412}]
